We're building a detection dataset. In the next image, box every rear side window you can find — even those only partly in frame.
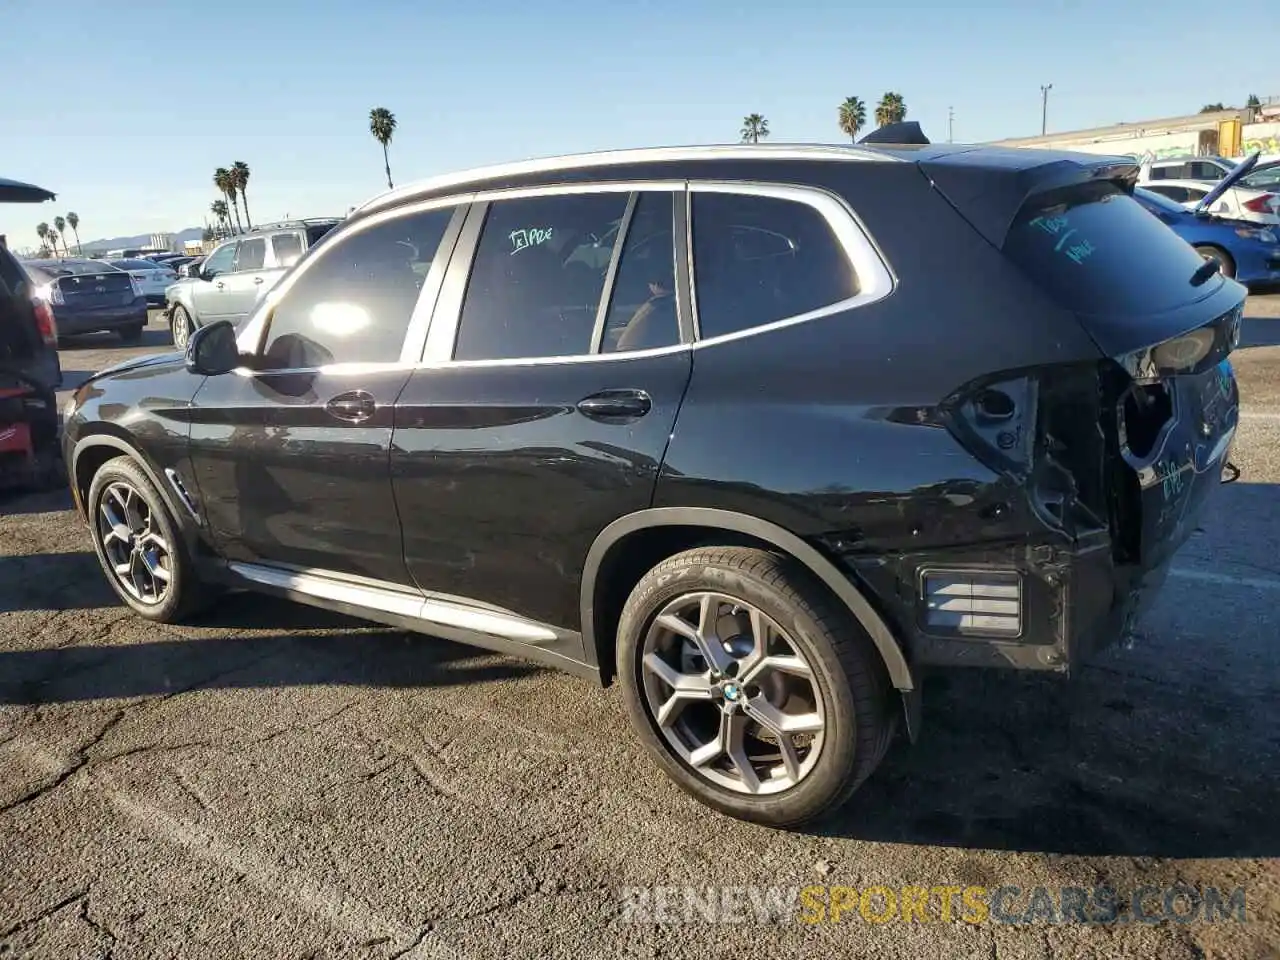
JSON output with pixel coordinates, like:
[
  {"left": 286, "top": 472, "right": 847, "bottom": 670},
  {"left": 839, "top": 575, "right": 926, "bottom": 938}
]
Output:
[
  {"left": 690, "top": 192, "right": 858, "bottom": 340},
  {"left": 261, "top": 207, "right": 454, "bottom": 368},
  {"left": 232, "top": 238, "right": 265, "bottom": 272},
  {"left": 454, "top": 192, "right": 629, "bottom": 361},
  {"left": 1004, "top": 181, "right": 1213, "bottom": 316},
  {"left": 271, "top": 232, "right": 304, "bottom": 267}
]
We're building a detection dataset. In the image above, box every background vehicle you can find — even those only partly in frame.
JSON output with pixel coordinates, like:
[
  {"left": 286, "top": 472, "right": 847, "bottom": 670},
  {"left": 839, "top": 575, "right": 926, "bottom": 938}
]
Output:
[
  {"left": 107, "top": 257, "right": 179, "bottom": 304},
  {"left": 64, "top": 143, "right": 1242, "bottom": 827},
  {"left": 1133, "top": 186, "right": 1280, "bottom": 283},
  {"left": 1, "top": 175, "right": 62, "bottom": 491},
  {"left": 1139, "top": 178, "right": 1280, "bottom": 224},
  {"left": 22, "top": 258, "right": 147, "bottom": 343},
  {"left": 163, "top": 218, "right": 340, "bottom": 349},
  {"left": 1143, "top": 154, "right": 1236, "bottom": 181},
  {"left": 0, "top": 177, "right": 60, "bottom": 389}
]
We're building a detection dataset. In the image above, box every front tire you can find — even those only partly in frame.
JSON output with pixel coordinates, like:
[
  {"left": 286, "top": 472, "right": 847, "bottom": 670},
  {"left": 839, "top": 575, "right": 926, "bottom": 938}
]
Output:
[
  {"left": 86, "top": 457, "right": 206, "bottom": 622},
  {"left": 170, "top": 305, "right": 192, "bottom": 351},
  {"left": 616, "top": 546, "right": 895, "bottom": 827}
]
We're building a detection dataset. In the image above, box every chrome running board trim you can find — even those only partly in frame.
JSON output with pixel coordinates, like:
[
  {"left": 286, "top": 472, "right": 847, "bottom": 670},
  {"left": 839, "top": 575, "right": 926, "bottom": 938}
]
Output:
[{"left": 228, "top": 561, "right": 559, "bottom": 643}]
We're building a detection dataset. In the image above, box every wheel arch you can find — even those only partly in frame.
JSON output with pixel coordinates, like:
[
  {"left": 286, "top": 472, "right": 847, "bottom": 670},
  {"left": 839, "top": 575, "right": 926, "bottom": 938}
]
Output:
[
  {"left": 580, "top": 507, "right": 914, "bottom": 692},
  {"left": 71, "top": 433, "right": 188, "bottom": 529},
  {"left": 1192, "top": 242, "right": 1236, "bottom": 276}
]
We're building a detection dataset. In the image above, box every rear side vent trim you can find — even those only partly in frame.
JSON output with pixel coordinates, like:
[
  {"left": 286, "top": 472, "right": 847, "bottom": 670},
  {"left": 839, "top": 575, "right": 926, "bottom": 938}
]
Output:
[{"left": 919, "top": 568, "right": 1023, "bottom": 640}]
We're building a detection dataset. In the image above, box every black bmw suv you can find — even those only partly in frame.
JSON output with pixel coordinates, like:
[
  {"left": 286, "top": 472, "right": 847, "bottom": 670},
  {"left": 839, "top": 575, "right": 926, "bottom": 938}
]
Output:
[{"left": 62, "top": 142, "right": 1242, "bottom": 826}]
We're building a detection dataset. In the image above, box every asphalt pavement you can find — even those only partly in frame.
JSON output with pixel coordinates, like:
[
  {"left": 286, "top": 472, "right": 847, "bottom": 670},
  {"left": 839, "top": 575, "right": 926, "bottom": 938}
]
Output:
[{"left": 1, "top": 305, "right": 1278, "bottom": 959}]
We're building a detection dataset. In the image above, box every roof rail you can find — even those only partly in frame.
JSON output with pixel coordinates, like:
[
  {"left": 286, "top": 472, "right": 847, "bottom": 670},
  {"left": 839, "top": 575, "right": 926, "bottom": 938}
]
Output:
[
  {"left": 249, "top": 217, "right": 344, "bottom": 232},
  {"left": 354, "top": 143, "right": 896, "bottom": 215}
]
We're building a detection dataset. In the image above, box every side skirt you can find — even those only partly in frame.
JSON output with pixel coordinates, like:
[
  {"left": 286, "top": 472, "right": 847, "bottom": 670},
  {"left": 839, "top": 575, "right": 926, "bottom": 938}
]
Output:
[{"left": 224, "top": 561, "right": 598, "bottom": 681}]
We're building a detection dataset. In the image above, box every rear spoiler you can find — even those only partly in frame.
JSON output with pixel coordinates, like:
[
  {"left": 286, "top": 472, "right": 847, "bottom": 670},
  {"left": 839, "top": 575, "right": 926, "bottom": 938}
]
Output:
[
  {"left": 0, "top": 177, "right": 56, "bottom": 203},
  {"left": 920, "top": 150, "right": 1139, "bottom": 248}
]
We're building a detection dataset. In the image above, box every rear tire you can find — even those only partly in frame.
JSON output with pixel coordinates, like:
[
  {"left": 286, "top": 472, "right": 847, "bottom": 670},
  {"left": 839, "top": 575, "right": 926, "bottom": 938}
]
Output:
[
  {"left": 1194, "top": 245, "right": 1236, "bottom": 279},
  {"left": 170, "top": 305, "right": 192, "bottom": 351},
  {"left": 86, "top": 457, "right": 208, "bottom": 622},
  {"left": 616, "top": 546, "right": 895, "bottom": 827}
]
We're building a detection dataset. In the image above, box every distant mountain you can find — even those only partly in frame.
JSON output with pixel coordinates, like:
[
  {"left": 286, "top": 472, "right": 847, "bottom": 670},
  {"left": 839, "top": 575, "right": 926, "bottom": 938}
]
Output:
[{"left": 79, "top": 226, "right": 205, "bottom": 254}]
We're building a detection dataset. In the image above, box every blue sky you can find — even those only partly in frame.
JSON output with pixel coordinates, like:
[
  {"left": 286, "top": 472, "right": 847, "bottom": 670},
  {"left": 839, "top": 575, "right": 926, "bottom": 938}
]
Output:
[{"left": 3, "top": 0, "right": 1274, "bottom": 248}]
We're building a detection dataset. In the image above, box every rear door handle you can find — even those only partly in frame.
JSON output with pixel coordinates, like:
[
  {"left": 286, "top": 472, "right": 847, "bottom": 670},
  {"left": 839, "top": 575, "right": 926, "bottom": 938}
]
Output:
[
  {"left": 253, "top": 276, "right": 264, "bottom": 285},
  {"left": 577, "top": 389, "right": 652, "bottom": 422},
  {"left": 325, "top": 390, "right": 377, "bottom": 423}
]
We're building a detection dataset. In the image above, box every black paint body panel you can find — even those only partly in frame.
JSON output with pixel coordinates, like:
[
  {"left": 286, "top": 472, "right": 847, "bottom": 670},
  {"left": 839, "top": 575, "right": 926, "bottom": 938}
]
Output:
[{"left": 61, "top": 146, "right": 1243, "bottom": 693}]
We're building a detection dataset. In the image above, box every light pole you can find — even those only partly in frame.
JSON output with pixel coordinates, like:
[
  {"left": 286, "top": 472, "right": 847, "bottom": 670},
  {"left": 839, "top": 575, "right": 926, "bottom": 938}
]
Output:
[
  {"left": 1040, "top": 83, "right": 1053, "bottom": 135},
  {"left": 948, "top": 106, "right": 954, "bottom": 143}
]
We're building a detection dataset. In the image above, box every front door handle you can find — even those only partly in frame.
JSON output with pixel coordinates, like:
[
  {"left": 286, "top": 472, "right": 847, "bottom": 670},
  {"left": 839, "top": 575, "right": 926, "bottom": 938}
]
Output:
[
  {"left": 253, "top": 276, "right": 264, "bottom": 285},
  {"left": 215, "top": 281, "right": 225, "bottom": 289},
  {"left": 325, "top": 390, "right": 376, "bottom": 423},
  {"left": 577, "top": 389, "right": 652, "bottom": 422}
]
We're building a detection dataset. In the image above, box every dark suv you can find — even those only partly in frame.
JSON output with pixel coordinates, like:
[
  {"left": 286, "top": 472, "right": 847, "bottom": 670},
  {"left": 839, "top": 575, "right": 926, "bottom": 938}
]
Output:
[{"left": 62, "top": 144, "right": 1242, "bottom": 826}]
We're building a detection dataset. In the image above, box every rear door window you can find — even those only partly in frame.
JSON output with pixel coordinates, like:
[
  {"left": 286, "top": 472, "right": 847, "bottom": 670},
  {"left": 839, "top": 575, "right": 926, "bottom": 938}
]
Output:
[
  {"left": 689, "top": 191, "right": 858, "bottom": 340},
  {"left": 453, "top": 192, "right": 629, "bottom": 361},
  {"left": 1004, "top": 181, "right": 1214, "bottom": 316},
  {"left": 271, "top": 232, "right": 304, "bottom": 267},
  {"left": 232, "top": 238, "right": 266, "bottom": 272}
]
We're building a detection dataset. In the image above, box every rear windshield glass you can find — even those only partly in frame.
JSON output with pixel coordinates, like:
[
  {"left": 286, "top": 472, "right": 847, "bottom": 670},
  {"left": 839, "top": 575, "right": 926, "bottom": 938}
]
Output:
[{"left": 1003, "top": 181, "right": 1214, "bottom": 315}]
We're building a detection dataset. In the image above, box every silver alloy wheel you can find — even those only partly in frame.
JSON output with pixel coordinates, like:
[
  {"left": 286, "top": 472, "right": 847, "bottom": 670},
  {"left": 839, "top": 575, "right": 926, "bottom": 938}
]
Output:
[
  {"left": 96, "top": 481, "right": 172, "bottom": 605},
  {"left": 640, "top": 592, "right": 826, "bottom": 795},
  {"left": 172, "top": 309, "right": 189, "bottom": 350}
]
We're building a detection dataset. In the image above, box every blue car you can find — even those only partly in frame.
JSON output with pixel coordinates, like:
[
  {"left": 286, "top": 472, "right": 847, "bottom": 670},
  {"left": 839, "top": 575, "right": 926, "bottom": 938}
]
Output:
[
  {"left": 1133, "top": 155, "right": 1280, "bottom": 286},
  {"left": 20, "top": 258, "right": 148, "bottom": 344}
]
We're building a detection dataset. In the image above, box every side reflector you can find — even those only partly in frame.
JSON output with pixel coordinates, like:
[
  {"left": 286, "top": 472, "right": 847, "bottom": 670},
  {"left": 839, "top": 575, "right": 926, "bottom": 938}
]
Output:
[{"left": 921, "top": 569, "right": 1022, "bottom": 638}]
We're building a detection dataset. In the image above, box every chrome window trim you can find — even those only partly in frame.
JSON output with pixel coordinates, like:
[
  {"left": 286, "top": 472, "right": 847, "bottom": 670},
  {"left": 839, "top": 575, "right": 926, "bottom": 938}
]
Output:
[
  {"left": 421, "top": 181, "right": 689, "bottom": 365},
  {"left": 354, "top": 143, "right": 899, "bottom": 215},
  {"left": 231, "top": 194, "right": 475, "bottom": 373},
  {"left": 685, "top": 180, "right": 895, "bottom": 349},
  {"left": 414, "top": 178, "right": 893, "bottom": 369}
]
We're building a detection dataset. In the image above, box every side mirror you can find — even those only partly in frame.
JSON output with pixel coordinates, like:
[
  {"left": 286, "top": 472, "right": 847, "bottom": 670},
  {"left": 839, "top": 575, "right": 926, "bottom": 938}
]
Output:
[{"left": 186, "top": 320, "right": 241, "bottom": 376}]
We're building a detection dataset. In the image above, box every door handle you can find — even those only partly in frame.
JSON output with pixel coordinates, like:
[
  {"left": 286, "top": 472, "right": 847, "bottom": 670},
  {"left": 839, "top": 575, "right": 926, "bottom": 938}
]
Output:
[
  {"left": 325, "top": 390, "right": 376, "bottom": 423},
  {"left": 577, "top": 389, "right": 652, "bottom": 422},
  {"left": 215, "top": 281, "right": 225, "bottom": 289},
  {"left": 253, "top": 276, "right": 264, "bottom": 285}
]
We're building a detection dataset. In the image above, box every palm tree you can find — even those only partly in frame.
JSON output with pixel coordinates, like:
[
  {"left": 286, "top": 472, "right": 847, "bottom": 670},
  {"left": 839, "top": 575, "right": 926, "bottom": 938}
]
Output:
[
  {"left": 53, "top": 216, "right": 67, "bottom": 256},
  {"left": 214, "top": 167, "right": 242, "bottom": 233},
  {"left": 740, "top": 113, "right": 770, "bottom": 144},
  {"left": 838, "top": 96, "right": 867, "bottom": 143},
  {"left": 230, "top": 161, "right": 252, "bottom": 229},
  {"left": 875, "top": 92, "right": 907, "bottom": 127},
  {"left": 36, "top": 222, "right": 50, "bottom": 254},
  {"left": 369, "top": 107, "right": 397, "bottom": 189},
  {"left": 66, "top": 212, "right": 82, "bottom": 254},
  {"left": 210, "top": 200, "right": 230, "bottom": 237}
]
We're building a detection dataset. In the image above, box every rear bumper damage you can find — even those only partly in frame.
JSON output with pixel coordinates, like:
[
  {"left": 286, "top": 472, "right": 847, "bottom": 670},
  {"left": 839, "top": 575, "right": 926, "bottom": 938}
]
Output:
[{"left": 827, "top": 302, "right": 1242, "bottom": 678}]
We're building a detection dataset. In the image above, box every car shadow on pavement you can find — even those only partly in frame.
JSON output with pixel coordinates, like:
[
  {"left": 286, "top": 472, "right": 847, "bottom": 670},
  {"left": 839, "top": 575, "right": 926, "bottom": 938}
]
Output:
[
  {"left": 816, "top": 668, "right": 1280, "bottom": 859},
  {"left": 0, "top": 627, "right": 538, "bottom": 706}
]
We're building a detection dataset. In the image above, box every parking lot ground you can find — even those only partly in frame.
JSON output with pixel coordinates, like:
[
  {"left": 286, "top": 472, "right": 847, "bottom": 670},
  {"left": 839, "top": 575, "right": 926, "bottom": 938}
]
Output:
[{"left": 2, "top": 305, "right": 1279, "bottom": 959}]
